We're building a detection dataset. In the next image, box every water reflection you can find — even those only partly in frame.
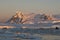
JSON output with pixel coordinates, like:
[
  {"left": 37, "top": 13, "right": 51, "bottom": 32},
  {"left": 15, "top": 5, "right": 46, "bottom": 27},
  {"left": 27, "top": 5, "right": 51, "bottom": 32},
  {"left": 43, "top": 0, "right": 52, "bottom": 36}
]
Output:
[{"left": 0, "top": 28, "right": 60, "bottom": 40}]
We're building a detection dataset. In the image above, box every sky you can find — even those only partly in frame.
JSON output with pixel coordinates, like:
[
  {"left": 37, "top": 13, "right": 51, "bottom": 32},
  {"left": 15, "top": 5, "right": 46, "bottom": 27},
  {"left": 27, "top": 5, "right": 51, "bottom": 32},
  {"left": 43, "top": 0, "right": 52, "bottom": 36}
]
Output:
[{"left": 0, "top": 0, "right": 60, "bottom": 18}]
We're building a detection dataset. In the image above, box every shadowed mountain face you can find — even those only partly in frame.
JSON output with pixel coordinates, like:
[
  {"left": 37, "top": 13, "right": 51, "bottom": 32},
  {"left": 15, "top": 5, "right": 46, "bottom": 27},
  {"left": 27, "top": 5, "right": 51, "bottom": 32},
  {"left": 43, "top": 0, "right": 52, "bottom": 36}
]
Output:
[
  {"left": 54, "top": 15, "right": 60, "bottom": 20},
  {"left": 22, "top": 13, "right": 57, "bottom": 24}
]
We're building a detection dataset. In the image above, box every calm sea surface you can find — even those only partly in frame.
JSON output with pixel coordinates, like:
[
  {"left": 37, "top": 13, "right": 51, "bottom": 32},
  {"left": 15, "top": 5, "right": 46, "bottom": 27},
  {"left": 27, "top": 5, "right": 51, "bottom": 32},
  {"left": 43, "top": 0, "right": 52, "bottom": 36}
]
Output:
[{"left": 0, "top": 27, "right": 60, "bottom": 40}]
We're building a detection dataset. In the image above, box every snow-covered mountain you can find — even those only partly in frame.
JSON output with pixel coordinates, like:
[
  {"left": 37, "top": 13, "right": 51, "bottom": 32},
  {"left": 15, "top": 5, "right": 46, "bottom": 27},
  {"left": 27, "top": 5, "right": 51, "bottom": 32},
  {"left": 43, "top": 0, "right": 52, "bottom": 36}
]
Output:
[
  {"left": 0, "top": 11, "right": 60, "bottom": 25},
  {"left": 0, "top": 11, "right": 60, "bottom": 29},
  {"left": 22, "top": 13, "right": 42, "bottom": 24}
]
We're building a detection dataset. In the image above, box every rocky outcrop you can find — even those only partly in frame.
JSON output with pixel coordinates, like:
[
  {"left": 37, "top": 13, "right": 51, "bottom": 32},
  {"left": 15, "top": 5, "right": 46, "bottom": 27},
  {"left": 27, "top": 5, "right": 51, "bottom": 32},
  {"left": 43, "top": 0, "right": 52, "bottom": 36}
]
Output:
[{"left": 6, "top": 11, "right": 24, "bottom": 24}]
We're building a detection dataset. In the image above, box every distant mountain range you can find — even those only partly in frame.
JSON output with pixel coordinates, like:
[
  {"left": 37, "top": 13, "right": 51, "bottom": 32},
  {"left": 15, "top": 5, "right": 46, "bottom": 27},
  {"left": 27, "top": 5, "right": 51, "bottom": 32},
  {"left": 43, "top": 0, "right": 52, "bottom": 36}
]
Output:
[{"left": 0, "top": 13, "right": 60, "bottom": 24}]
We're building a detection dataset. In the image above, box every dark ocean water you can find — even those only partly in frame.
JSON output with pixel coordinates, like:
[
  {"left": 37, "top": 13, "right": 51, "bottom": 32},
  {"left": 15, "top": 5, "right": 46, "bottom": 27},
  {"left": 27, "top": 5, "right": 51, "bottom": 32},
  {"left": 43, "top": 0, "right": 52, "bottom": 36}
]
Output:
[{"left": 0, "top": 28, "right": 60, "bottom": 40}]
